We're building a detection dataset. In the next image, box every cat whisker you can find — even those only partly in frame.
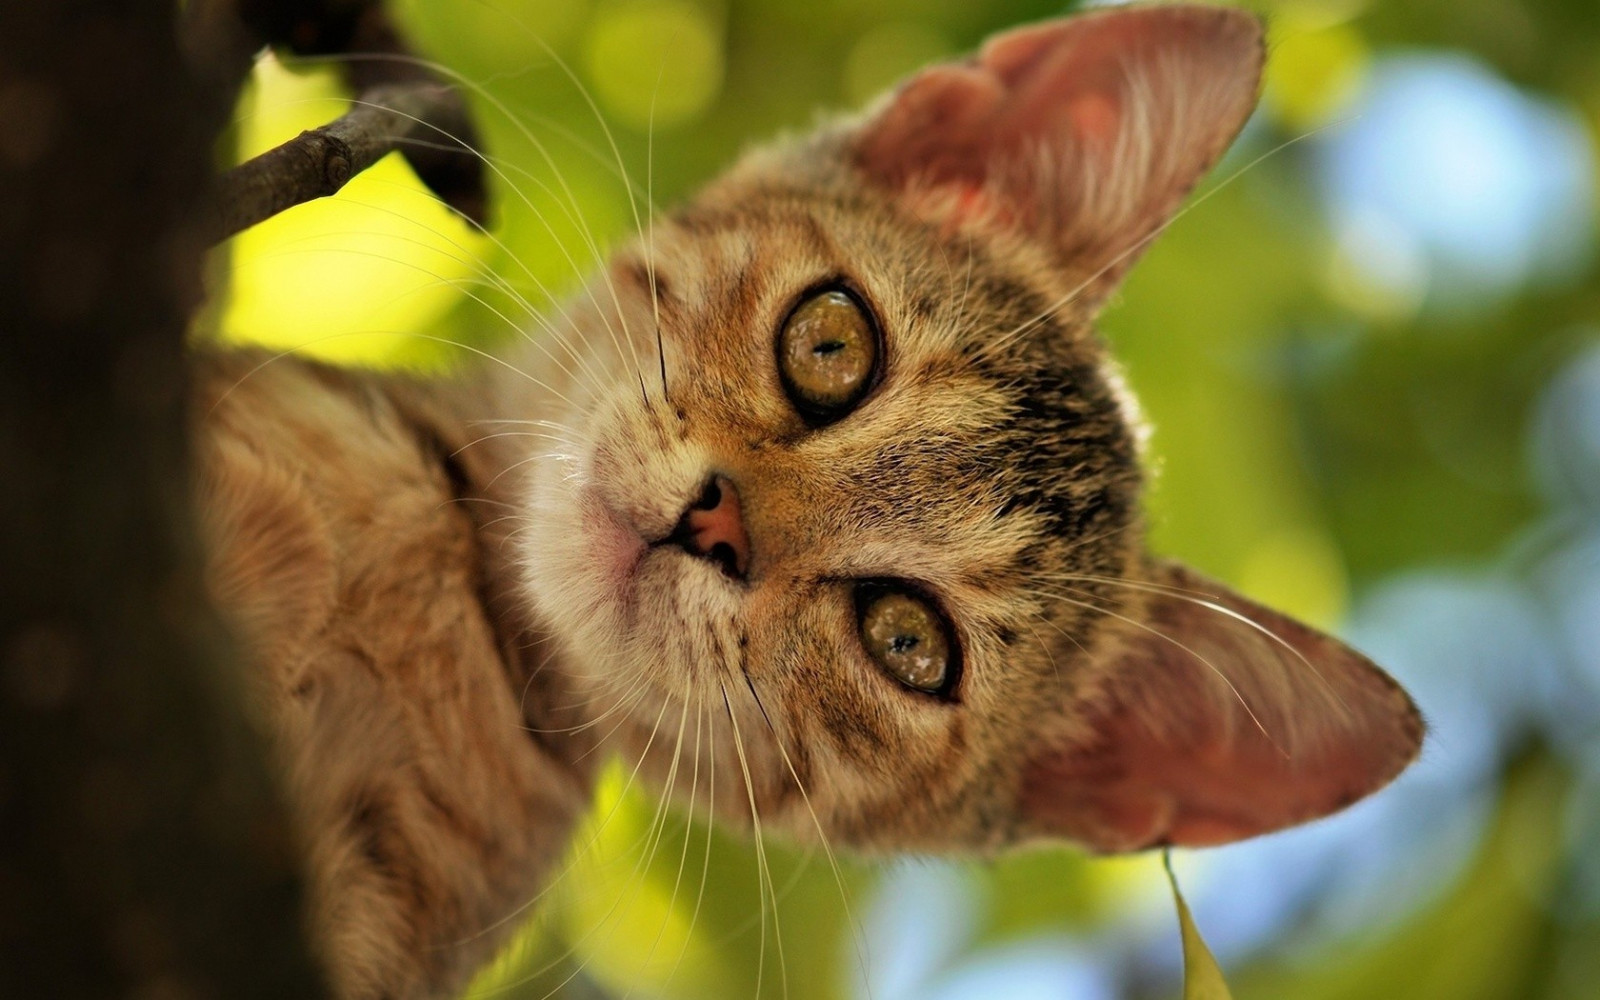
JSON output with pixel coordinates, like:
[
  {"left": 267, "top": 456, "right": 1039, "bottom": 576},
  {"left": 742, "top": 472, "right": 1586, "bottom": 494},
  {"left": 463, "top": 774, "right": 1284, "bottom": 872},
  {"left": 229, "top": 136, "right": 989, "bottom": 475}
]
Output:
[
  {"left": 395, "top": 112, "right": 669, "bottom": 406},
  {"left": 1052, "top": 520, "right": 1141, "bottom": 564},
  {"left": 569, "top": 660, "right": 678, "bottom": 764},
  {"left": 719, "top": 678, "right": 789, "bottom": 1000},
  {"left": 264, "top": 201, "right": 537, "bottom": 318},
  {"left": 328, "top": 187, "right": 614, "bottom": 393},
  {"left": 466, "top": 417, "right": 584, "bottom": 443},
  {"left": 444, "top": 668, "right": 666, "bottom": 978},
  {"left": 349, "top": 165, "right": 623, "bottom": 396},
  {"left": 289, "top": 49, "right": 661, "bottom": 210},
  {"left": 381, "top": 133, "right": 650, "bottom": 403},
  {"left": 1026, "top": 618, "right": 1070, "bottom": 687},
  {"left": 226, "top": 241, "right": 590, "bottom": 409},
  {"left": 316, "top": 89, "right": 646, "bottom": 394},
  {"left": 1041, "top": 570, "right": 1351, "bottom": 713},
  {"left": 485, "top": 675, "right": 689, "bottom": 996},
  {"left": 520, "top": 682, "right": 644, "bottom": 737},
  {"left": 520, "top": 644, "right": 657, "bottom": 737},
  {"left": 480, "top": 448, "right": 569, "bottom": 495},
  {"left": 244, "top": 226, "right": 598, "bottom": 402},
  {"left": 463, "top": 8, "right": 657, "bottom": 403},
  {"left": 352, "top": 36, "right": 655, "bottom": 401},
  {"left": 692, "top": 691, "right": 719, "bottom": 972},
  {"left": 432, "top": 504, "right": 520, "bottom": 532},
  {"left": 468, "top": 416, "right": 576, "bottom": 428},
  {"left": 202, "top": 327, "right": 549, "bottom": 420},
  {"left": 649, "top": 693, "right": 706, "bottom": 991},
  {"left": 432, "top": 495, "right": 517, "bottom": 520},
  {"left": 980, "top": 125, "right": 1339, "bottom": 360},
  {"left": 516, "top": 674, "right": 694, "bottom": 1000},
  {"left": 286, "top": 187, "right": 540, "bottom": 312},
  {"left": 447, "top": 429, "right": 570, "bottom": 456},
  {"left": 644, "top": 52, "right": 670, "bottom": 405},
  {"left": 1028, "top": 583, "right": 1287, "bottom": 757},
  {"left": 616, "top": 679, "right": 698, "bottom": 998},
  {"left": 740, "top": 668, "right": 871, "bottom": 998},
  {"left": 659, "top": 692, "right": 713, "bottom": 990},
  {"left": 542, "top": 631, "right": 673, "bottom": 712}
]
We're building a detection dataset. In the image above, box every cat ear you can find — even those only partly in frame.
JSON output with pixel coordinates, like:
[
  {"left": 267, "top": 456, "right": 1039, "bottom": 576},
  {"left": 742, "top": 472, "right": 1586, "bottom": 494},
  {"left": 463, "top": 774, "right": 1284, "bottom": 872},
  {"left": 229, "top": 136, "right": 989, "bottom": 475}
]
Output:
[
  {"left": 1018, "top": 560, "right": 1423, "bottom": 852},
  {"left": 851, "top": 5, "right": 1263, "bottom": 301}
]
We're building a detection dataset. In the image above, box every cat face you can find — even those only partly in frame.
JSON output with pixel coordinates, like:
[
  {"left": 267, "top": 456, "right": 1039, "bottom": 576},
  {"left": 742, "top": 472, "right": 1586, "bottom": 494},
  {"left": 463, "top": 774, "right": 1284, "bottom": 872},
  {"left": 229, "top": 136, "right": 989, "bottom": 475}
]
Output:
[{"left": 510, "top": 5, "right": 1422, "bottom": 856}]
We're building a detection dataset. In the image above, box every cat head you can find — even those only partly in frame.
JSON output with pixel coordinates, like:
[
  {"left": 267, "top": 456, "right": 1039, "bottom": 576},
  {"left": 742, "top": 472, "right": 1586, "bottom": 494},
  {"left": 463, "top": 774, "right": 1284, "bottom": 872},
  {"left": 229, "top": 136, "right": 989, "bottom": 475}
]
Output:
[{"left": 507, "top": 4, "right": 1422, "bottom": 856}]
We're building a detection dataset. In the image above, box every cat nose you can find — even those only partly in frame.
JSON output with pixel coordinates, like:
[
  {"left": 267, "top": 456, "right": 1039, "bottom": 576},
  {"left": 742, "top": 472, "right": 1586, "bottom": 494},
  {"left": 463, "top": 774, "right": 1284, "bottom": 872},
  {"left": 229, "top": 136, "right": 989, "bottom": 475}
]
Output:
[{"left": 668, "top": 475, "right": 750, "bottom": 580}]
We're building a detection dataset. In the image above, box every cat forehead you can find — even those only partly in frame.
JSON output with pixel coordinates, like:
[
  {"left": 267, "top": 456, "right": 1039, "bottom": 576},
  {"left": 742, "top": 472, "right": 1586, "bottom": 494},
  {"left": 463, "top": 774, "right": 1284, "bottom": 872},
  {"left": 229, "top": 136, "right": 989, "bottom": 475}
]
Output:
[{"left": 648, "top": 185, "right": 1101, "bottom": 360}]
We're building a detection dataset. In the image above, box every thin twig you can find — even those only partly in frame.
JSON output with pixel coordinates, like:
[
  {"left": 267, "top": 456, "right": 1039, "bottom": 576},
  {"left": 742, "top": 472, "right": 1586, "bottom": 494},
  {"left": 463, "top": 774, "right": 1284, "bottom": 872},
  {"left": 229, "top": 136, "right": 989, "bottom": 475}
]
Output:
[
  {"left": 209, "top": 0, "right": 489, "bottom": 241},
  {"left": 210, "top": 80, "right": 472, "bottom": 243}
]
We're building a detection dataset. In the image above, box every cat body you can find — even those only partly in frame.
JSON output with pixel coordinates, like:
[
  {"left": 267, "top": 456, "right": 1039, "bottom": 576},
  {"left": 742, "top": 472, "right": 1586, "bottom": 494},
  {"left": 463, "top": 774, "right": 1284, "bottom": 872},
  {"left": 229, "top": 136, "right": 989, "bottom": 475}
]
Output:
[
  {"left": 197, "top": 6, "right": 1422, "bottom": 998},
  {"left": 195, "top": 354, "right": 595, "bottom": 996}
]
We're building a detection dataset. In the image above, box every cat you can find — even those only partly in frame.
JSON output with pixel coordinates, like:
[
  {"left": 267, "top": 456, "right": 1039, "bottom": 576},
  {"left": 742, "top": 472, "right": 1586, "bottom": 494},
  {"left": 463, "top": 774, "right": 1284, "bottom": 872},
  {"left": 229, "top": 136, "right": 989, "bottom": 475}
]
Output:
[{"left": 195, "top": 5, "right": 1423, "bottom": 999}]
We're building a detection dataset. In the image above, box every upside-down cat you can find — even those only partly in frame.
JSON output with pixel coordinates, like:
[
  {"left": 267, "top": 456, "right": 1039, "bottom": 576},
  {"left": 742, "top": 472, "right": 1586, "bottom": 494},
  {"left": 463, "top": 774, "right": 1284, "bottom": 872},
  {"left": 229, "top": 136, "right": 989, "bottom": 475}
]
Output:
[{"left": 195, "top": 6, "right": 1423, "bottom": 998}]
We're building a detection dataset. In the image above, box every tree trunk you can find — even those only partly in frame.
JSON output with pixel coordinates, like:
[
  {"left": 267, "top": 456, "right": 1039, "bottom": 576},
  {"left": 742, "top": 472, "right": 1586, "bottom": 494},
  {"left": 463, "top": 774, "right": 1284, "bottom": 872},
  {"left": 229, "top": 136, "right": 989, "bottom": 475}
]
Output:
[{"left": 0, "top": 2, "right": 327, "bottom": 997}]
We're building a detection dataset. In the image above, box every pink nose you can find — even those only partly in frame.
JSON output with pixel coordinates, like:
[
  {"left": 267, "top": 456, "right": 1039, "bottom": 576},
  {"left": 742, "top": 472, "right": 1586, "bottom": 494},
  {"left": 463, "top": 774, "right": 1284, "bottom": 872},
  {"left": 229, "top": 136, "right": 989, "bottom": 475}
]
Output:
[{"left": 674, "top": 476, "right": 750, "bottom": 580}]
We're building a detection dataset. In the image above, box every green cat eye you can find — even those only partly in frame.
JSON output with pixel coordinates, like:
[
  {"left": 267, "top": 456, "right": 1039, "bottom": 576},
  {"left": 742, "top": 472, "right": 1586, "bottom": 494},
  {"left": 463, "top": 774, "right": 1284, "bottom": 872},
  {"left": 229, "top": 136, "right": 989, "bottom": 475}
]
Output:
[
  {"left": 776, "top": 288, "right": 880, "bottom": 423},
  {"left": 856, "top": 583, "right": 958, "bottom": 697}
]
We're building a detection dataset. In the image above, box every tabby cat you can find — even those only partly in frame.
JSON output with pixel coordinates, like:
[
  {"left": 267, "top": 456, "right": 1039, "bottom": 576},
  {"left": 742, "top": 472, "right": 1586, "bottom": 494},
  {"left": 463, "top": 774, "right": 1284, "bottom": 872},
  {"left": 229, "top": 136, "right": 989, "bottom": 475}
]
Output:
[{"left": 196, "top": 5, "right": 1423, "bottom": 998}]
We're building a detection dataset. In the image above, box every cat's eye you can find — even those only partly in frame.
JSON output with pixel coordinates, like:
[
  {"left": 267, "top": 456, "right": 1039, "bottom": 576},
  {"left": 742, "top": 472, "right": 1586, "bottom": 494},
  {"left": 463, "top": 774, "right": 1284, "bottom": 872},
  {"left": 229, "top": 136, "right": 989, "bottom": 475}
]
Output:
[
  {"left": 776, "top": 288, "right": 880, "bottom": 423},
  {"left": 856, "top": 583, "right": 958, "bottom": 697}
]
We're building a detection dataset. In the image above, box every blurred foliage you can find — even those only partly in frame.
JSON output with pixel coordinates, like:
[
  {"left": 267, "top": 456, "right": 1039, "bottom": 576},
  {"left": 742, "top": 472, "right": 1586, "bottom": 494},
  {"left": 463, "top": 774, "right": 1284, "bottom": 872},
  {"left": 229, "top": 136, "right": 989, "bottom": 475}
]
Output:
[{"left": 208, "top": 0, "right": 1600, "bottom": 997}]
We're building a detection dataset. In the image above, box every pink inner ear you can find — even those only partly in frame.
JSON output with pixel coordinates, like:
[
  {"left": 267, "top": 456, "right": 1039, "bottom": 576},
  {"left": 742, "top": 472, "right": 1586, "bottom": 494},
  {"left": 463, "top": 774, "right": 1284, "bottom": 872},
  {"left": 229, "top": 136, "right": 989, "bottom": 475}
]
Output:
[
  {"left": 851, "top": 5, "right": 1264, "bottom": 293},
  {"left": 1020, "top": 562, "right": 1423, "bottom": 853},
  {"left": 856, "top": 20, "right": 1137, "bottom": 191},
  {"left": 856, "top": 6, "right": 1264, "bottom": 187},
  {"left": 1067, "top": 93, "right": 1121, "bottom": 147}
]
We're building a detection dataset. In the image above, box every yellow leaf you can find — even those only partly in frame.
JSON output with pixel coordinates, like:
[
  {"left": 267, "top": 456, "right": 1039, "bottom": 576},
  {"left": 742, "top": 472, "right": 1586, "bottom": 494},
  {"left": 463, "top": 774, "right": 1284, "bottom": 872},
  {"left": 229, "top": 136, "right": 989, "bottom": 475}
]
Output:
[{"left": 1164, "top": 850, "right": 1233, "bottom": 1000}]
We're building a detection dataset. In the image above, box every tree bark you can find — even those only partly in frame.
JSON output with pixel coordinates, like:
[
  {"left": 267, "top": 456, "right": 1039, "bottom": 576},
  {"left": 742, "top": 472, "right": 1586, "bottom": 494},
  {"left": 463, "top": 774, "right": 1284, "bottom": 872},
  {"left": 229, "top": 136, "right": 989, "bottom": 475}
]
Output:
[{"left": 0, "top": 1, "right": 326, "bottom": 997}]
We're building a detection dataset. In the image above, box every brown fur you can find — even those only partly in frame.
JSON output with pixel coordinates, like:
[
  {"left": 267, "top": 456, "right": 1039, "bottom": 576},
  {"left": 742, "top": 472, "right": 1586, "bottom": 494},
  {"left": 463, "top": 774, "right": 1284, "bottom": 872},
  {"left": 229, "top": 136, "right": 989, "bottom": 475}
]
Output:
[
  {"left": 195, "top": 354, "right": 594, "bottom": 998},
  {"left": 195, "top": 6, "right": 1421, "bottom": 997}
]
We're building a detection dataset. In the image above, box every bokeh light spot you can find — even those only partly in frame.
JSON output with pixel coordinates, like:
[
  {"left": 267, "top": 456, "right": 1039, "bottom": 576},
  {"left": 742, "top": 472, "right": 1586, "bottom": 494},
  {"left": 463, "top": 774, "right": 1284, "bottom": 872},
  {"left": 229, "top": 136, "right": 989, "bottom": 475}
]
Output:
[
  {"left": 584, "top": 0, "right": 724, "bottom": 132},
  {"left": 1265, "top": 19, "right": 1370, "bottom": 130},
  {"left": 1318, "top": 54, "right": 1596, "bottom": 311},
  {"left": 859, "top": 862, "right": 977, "bottom": 1000},
  {"left": 1532, "top": 337, "right": 1600, "bottom": 514},
  {"left": 396, "top": 0, "right": 592, "bottom": 70},
  {"left": 1321, "top": 206, "right": 1430, "bottom": 322}
]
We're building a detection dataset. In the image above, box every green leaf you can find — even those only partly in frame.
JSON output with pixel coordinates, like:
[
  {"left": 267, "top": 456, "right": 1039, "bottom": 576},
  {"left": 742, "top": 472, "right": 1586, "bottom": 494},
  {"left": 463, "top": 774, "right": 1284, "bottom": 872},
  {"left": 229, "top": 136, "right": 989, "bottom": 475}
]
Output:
[{"left": 1165, "top": 850, "right": 1234, "bottom": 1000}]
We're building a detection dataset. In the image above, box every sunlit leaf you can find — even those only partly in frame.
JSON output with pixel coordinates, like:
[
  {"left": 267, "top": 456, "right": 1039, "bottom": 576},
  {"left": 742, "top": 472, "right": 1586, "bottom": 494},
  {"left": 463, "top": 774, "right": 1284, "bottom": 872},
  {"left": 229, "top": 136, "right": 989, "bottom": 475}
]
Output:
[{"left": 1165, "top": 850, "right": 1233, "bottom": 1000}]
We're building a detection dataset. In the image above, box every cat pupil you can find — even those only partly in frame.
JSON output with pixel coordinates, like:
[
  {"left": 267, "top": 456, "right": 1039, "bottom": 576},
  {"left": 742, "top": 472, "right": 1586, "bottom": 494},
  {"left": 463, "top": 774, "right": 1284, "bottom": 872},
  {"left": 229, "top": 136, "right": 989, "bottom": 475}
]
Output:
[
  {"left": 890, "top": 634, "right": 918, "bottom": 654},
  {"left": 813, "top": 340, "right": 845, "bottom": 356}
]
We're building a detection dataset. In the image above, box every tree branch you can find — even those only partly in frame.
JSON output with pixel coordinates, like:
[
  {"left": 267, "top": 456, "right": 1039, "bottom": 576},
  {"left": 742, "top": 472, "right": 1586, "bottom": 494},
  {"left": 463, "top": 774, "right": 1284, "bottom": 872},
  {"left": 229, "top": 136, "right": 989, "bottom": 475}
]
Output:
[
  {"left": 211, "top": 80, "right": 474, "bottom": 242},
  {"left": 212, "top": 0, "right": 488, "bottom": 242}
]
